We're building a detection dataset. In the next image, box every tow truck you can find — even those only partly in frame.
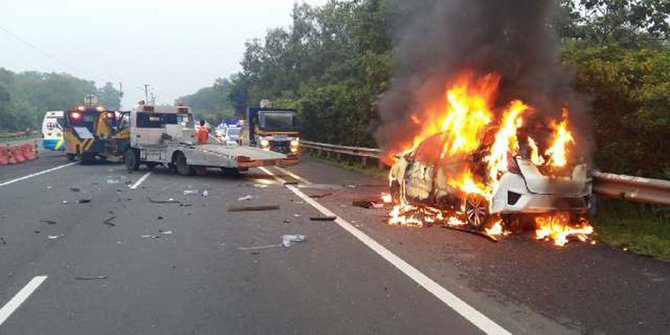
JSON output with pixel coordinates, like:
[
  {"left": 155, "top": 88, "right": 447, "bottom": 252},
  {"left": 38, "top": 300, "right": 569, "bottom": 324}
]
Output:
[
  {"left": 124, "top": 103, "right": 298, "bottom": 175},
  {"left": 241, "top": 105, "right": 300, "bottom": 154},
  {"left": 63, "top": 96, "right": 129, "bottom": 164}
]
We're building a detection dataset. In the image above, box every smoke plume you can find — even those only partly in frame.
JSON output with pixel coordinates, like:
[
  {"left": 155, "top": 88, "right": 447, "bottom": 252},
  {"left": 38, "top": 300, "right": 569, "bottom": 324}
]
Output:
[{"left": 377, "top": 0, "right": 590, "bottom": 157}]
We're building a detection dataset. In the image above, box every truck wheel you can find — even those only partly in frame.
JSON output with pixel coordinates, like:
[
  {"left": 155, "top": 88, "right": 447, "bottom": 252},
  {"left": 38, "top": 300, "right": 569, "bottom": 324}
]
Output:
[
  {"left": 174, "top": 152, "right": 192, "bottom": 176},
  {"left": 464, "top": 194, "right": 491, "bottom": 230},
  {"left": 66, "top": 153, "right": 76, "bottom": 162},
  {"left": 221, "top": 167, "right": 240, "bottom": 176},
  {"left": 145, "top": 162, "right": 158, "bottom": 171},
  {"left": 80, "top": 153, "right": 95, "bottom": 165},
  {"left": 124, "top": 149, "right": 140, "bottom": 171}
]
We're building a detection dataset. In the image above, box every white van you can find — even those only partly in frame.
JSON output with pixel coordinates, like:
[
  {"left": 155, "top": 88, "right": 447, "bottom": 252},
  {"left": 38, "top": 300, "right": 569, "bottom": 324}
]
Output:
[{"left": 41, "top": 111, "right": 65, "bottom": 151}]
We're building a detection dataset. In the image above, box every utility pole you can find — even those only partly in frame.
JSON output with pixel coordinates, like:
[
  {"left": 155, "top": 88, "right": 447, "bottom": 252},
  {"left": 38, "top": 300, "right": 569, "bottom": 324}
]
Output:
[
  {"left": 150, "top": 92, "right": 156, "bottom": 106},
  {"left": 143, "top": 84, "right": 150, "bottom": 104},
  {"left": 118, "top": 82, "right": 124, "bottom": 110}
]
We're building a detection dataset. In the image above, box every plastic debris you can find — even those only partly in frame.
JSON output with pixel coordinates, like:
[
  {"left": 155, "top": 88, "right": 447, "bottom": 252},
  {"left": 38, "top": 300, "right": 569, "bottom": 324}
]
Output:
[
  {"left": 106, "top": 179, "right": 120, "bottom": 184},
  {"left": 103, "top": 216, "right": 116, "bottom": 227},
  {"left": 282, "top": 234, "right": 307, "bottom": 247},
  {"left": 148, "top": 197, "right": 180, "bottom": 204},
  {"left": 283, "top": 181, "right": 298, "bottom": 185},
  {"left": 238, "top": 244, "right": 282, "bottom": 251},
  {"left": 202, "top": 190, "right": 209, "bottom": 197},
  {"left": 69, "top": 187, "right": 81, "bottom": 192},
  {"left": 47, "top": 234, "right": 64, "bottom": 240},
  {"left": 40, "top": 220, "right": 57, "bottom": 225},
  {"left": 308, "top": 192, "right": 333, "bottom": 199},
  {"left": 62, "top": 200, "right": 68, "bottom": 204},
  {"left": 77, "top": 199, "right": 91, "bottom": 204},
  {"left": 253, "top": 184, "right": 268, "bottom": 189},
  {"left": 228, "top": 205, "right": 280, "bottom": 212},
  {"left": 310, "top": 216, "right": 337, "bottom": 221},
  {"left": 75, "top": 275, "right": 108, "bottom": 280},
  {"left": 162, "top": 230, "right": 173, "bottom": 235},
  {"left": 183, "top": 190, "right": 199, "bottom": 195},
  {"left": 293, "top": 214, "right": 301, "bottom": 217},
  {"left": 0, "top": 237, "right": 6, "bottom": 245},
  {"left": 238, "top": 195, "right": 254, "bottom": 201}
]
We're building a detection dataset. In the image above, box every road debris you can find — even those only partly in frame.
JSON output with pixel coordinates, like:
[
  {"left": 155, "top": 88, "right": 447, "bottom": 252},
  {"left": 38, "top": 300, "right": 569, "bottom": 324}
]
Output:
[
  {"left": 283, "top": 219, "right": 291, "bottom": 224},
  {"left": 40, "top": 220, "right": 57, "bottom": 225},
  {"left": 0, "top": 237, "right": 6, "bottom": 245},
  {"left": 69, "top": 187, "right": 81, "bottom": 192},
  {"left": 238, "top": 195, "right": 254, "bottom": 201},
  {"left": 47, "top": 234, "right": 64, "bottom": 240},
  {"left": 77, "top": 199, "right": 91, "bottom": 204},
  {"left": 352, "top": 199, "right": 379, "bottom": 209},
  {"left": 106, "top": 179, "right": 120, "bottom": 184},
  {"left": 183, "top": 190, "right": 199, "bottom": 195},
  {"left": 282, "top": 234, "right": 307, "bottom": 247},
  {"left": 75, "top": 275, "right": 108, "bottom": 280},
  {"left": 103, "top": 216, "right": 116, "bottom": 227},
  {"left": 141, "top": 230, "right": 173, "bottom": 239},
  {"left": 157, "top": 216, "right": 164, "bottom": 220},
  {"left": 228, "top": 205, "right": 280, "bottom": 212},
  {"left": 238, "top": 244, "right": 282, "bottom": 251},
  {"left": 283, "top": 181, "right": 298, "bottom": 185},
  {"left": 253, "top": 184, "right": 268, "bottom": 189},
  {"left": 148, "top": 197, "right": 180, "bottom": 204},
  {"left": 441, "top": 225, "right": 498, "bottom": 243},
  {"left": 308, "top": 192, "right": 333, "bottom": 198},
  {"left": 291, "top": 199, "right": 304, "bottom": 204},
  {"left": 310, "top": 216, "right": 337, "bottom": 221},
  {"left": 293, "top": 214, "right": 301, "bottom": 217},
  {"left": 202, "top": 190, "right": 209, "bottom": 197}
]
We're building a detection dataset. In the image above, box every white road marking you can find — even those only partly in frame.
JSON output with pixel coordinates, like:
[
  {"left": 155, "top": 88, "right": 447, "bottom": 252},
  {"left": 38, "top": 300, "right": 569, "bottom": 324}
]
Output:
[
  {"left": 0, "top": 276, "right": 48, "bottom": 326},
  {"left": 129, "top": 172, "right": 151, "bottom": 189},
  {"left": 259, "top": 166, "right": 511, "bottom": 335},
  {"left": 0, "top": 163, "right": 76, "bottom": 188},
  {"left": 273, "top": 166, "right": 313, "bottom": 185}
]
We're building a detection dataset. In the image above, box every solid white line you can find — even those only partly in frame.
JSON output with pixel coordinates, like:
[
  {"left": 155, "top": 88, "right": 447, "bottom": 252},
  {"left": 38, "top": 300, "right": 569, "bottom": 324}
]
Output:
[
  {"left": 0, "top": 276, "right": 48, "bottom": 326},
  {"left": 129, "top": 172, "right": 151, "bottom": 189},
  {"left": 273, "top": 166, "right": 313, "bottom": 185},
  {"left": 258, "top": 167, "right": 511, "bottom": 335},
  {"left": 0, "top": 163, "right": 76, "bottom": 188}
]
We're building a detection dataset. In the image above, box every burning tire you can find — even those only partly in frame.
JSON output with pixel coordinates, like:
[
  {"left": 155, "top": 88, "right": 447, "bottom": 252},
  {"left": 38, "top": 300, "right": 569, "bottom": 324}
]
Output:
[{"left": 464, "top": 194, "right": 490, "bottom": 229}]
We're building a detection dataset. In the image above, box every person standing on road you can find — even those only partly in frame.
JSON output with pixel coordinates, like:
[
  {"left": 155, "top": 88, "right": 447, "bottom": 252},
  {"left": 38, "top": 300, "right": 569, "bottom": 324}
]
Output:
[{"left": 197, "top": 120, "right": 209, "bottom": 144}]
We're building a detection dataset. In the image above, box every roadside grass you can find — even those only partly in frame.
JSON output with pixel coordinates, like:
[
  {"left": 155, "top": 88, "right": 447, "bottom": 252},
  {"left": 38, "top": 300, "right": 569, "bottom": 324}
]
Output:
[
  {"left": 595, "top": 198, "right": 670, "bottom": 261},
  {"left": 303, "top": 152, "right": 389, "bottom": 179}
]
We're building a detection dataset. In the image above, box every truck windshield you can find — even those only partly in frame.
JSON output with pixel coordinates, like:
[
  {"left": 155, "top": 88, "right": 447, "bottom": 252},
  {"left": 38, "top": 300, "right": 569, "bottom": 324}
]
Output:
[
  {"left": 137, "top": 112, "right": 179, "bottom": 128},
  {"left": 68, "top": 112, "right": 98, "bottom": 129},
  {"left": 259, "top": 112, "right": 296, "bottom": 131}
]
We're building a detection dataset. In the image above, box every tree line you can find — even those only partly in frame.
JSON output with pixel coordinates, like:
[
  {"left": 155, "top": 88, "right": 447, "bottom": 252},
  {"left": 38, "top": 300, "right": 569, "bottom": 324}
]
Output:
[
  {"left": 181, "top": 0, "right": 667, "bottom": 178},
  {"left": 0, "top": 68, "right": 120, "bottom": 132}
]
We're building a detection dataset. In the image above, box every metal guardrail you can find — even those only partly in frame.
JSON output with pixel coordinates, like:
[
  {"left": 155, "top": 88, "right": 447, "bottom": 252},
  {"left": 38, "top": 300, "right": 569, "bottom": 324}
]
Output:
[
  {"left": 0, "top": 131, "right": 35, "bottom": 140},
  {"left": 301, "top": 140, "right": 670, "bottom": 206}
]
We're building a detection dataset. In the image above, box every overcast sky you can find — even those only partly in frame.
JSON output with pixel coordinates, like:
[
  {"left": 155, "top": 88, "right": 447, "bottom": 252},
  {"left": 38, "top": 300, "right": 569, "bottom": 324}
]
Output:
[{"left": 0, "top": 0, "right": 328, "bottom": 107}]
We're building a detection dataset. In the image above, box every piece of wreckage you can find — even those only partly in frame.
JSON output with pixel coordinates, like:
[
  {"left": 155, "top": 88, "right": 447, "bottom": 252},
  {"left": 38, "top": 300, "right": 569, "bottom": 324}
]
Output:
[{"left": 385, "top": 73, "right": 594, "bottom": 245}]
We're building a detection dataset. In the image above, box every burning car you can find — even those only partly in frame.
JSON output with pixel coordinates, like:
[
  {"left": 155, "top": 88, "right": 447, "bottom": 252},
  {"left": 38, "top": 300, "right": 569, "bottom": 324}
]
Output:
[{"left": 385, "top": 72, "right": 594, "bottom": 244}]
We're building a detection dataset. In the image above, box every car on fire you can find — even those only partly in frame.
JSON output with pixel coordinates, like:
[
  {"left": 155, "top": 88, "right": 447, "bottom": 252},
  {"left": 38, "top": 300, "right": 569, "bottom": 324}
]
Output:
[{"left": 389, "top": 128, "right": 593, "bottom": 231}]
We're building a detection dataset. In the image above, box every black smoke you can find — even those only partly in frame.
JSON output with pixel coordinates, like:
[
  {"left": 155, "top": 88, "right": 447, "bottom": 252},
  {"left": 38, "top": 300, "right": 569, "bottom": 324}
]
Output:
[{"left": 377, "top": 0, "right": 590, "bottom": 158}]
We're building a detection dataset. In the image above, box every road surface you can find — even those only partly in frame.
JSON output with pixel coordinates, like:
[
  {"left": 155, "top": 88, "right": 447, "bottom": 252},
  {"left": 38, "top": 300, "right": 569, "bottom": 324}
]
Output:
[{"left": 0, "top": 149, "right": 668, "bottom": 334}]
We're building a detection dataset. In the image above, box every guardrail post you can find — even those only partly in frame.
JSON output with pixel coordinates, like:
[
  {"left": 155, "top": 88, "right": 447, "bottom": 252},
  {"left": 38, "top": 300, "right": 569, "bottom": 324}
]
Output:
[{"left": 361, "top": 156, "right": 367, "bottom": 167}]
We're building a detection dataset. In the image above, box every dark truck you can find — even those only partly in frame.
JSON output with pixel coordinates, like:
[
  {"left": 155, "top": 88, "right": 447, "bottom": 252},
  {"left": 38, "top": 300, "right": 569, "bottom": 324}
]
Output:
[{"left": 241, "top": 107, "right": 300, "bottom": 154}]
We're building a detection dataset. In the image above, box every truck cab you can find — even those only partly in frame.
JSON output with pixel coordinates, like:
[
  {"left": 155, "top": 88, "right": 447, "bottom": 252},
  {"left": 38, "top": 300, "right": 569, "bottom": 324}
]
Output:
[
  {"left": 63, "top": 101, "right": 129, "bottom": 163},
  {"left": 241, "top": 107, "right": 300, "bottom": 154}
]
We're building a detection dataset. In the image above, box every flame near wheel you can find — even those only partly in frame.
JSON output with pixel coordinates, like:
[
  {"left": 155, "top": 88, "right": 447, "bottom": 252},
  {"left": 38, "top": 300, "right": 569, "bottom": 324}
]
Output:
[{"left": 464, "top": 194, "right": 490, "bottom": 229}]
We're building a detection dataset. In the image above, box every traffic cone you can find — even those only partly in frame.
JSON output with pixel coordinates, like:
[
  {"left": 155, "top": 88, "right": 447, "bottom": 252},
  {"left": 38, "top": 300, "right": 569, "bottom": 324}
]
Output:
[
  {"left": 7, "top": 146, "right": 16, "bottom": 164},
  {"left": 22, "top": 143, "right": 37, "bottom": 160}
]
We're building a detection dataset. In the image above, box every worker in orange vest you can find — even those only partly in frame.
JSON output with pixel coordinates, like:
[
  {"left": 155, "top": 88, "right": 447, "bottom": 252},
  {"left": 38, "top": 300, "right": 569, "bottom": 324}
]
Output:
[{"left": 197, "top": 120, "right": 209, "bottom": 145}]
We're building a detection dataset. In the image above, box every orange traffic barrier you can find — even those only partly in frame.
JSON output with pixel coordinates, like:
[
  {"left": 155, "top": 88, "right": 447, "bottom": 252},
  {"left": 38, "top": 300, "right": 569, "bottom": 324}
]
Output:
[
  {"left": 0, "top": 147, "right": 8, "bottom": 165},
  {"left": 21, "top": 143, "right": 37, "bottom": 160},
  {"left": 11, "top": 146, "right": 25, "bottom": 163}
]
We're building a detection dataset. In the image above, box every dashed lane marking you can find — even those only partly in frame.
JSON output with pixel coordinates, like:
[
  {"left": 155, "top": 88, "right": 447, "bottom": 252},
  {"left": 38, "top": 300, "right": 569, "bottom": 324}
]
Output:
[
  {"left": 0, "top": 163, "right": 76, "bottom": 188},
  {"left": 0, "top": 276, "right": 48, "bottom": 326},
  {"left": 258, "top": 166, "right": 511, "bottom": 335}
]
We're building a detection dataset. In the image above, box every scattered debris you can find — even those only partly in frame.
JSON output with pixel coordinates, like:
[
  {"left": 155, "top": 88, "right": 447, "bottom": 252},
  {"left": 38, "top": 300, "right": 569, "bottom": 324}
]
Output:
[
  {"left": 308, "top": 192, "right": 333, "bottom": 199},
  {"left": 34, "top": 230, "right": 40, "bottom": 234},
  {"left": 40, "top": 220, "right": 57, "bottom": 225},
  {"left": 291, "top": 199, "right": 305, "bottom": 204},
  {"left": 183, "top": 190, "right": 199, "bottom": 195},
  {"left": 77, "top": 199, "right": 91, "bottom": 204},
  {"left": 75, "top": 275, "right": 107, "bottom": 280},
  {"left": 202, "top": 190, "right": 209, "bottom": 197},
  {"left": 282, "top": 234, "right": 307, "bottom": 247},
  {"left": 238, "top": 244, "right": 282, "bottom": 251},
  {"left": 106, "top": 179, "right": 120, "bottom": 184},
  {"left": 0, "top": 237, "right": 6, "bottom": 245},
  {"left": 353, "top": 199, "right": 378, "bottom": 209},
  {"left": 162, "top": 230, "right": 173, "bottom": 235},
  {"left": 293, "top": 214, "right": 301, "bottom": 217},
  {"left": 283, "top": 181, "right": 298, "bottom": 185},
  {"left": 228, "top": 205, "right": 280, "bottom": 212},
  {"left": 103, "top": 216, "right": 116, "bottom": 227},
  {"left": 283, "top": 219, "right": 291, "bottom": 224},
  {"left": 47, "top": 234, "right": 64, "bottom": 240},
  {"left": 441, "top": 225, "right": 498, "bottom": 243},
  {"left": 253, "top": 184, "right": 268, "bottom": 189},
  {"left": 157, "top": 216, "right": 163, "bottom": 220},
  {"left": 62, "top": 200, "right": 68, "bottom": 204},
  {"left": 69, "top": 187, "right": 81, "bottom": 192},
  {"left": 238, "top": 195, "right": 254, "bottom": 201},
  {"left": 148, "top": 197, "right": 180, "bottom": 204},
  {"left": 310, "top": 216, "right": 337, "bottom": 221},
  {"left": 141, "top": 230, "right": 173, "bottom": 239},
  {"left": 179, "top": 203, "right": 192, "bottom": 207}
]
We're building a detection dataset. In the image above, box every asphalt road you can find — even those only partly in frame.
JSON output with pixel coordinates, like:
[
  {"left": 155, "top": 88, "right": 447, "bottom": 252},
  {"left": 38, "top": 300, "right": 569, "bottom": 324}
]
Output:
[{"left": 0, "top": 149, "right": 668, "bottom": 334}]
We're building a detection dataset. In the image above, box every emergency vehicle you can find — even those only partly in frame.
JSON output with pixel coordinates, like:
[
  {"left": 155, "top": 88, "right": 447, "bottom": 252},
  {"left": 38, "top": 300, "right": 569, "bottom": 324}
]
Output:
[
  {"left": 124, "top": 103, "right": 298, "bottom": 175},
  {"left": 41, "top": 111, "right": 65, "bottom": 151},
  {"left": 63, "top": 96, "right": 129, "bottom": 163}
]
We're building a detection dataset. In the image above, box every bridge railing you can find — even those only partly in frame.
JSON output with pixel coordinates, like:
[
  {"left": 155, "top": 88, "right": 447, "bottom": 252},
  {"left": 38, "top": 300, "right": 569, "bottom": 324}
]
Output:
[{"left": 301, "top": 140, "right": 670, "bottom": 206}]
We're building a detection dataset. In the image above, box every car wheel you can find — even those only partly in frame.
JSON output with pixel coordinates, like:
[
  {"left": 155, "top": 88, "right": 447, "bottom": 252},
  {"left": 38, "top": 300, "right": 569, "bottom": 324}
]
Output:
[
  {"left": 465, "top": 194, "right": 490, "bottom": 229},
  {"left": 80, "top": 153, "right": 95, "bottom": 165},
  {"left": 501, "top": 214, "right": 524, "bottom": 233},
  {"left": 124, "top": 149, "right": 140, "bottom": 171},
  {"left": 174, "top": 152, "right": 192, "bottom": 176}
]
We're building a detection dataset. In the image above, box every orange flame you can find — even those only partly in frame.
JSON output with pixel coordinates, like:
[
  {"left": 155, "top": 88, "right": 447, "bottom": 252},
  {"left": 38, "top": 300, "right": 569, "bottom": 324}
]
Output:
[
  {"left": 545, "top": 111, "right": 574, "bottom": 167},
  {"left": 535, "top": 213, "right": 593, "bottom": 246}
]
